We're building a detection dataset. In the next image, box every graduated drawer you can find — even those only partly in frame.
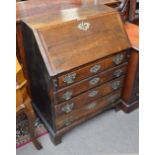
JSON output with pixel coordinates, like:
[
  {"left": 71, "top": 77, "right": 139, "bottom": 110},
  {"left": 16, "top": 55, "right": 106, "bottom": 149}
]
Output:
[
  {"left": 56, "top": 51, "right": 128, "bottom": 89},
  {"left": 54, "top": 63, "right": 127, "bottom": 103},
  {"left": 55, "top": 89, "right": 122, "bottom": 130},
  {"left": 54, "top": 76, "right": 125, "bottom": 118}
]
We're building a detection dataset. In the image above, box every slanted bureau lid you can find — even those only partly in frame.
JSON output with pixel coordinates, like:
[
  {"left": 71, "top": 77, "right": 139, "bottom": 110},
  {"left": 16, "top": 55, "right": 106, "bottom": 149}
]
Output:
[{"left": 23, "top": 5, "right": 131, "bottom": 76}]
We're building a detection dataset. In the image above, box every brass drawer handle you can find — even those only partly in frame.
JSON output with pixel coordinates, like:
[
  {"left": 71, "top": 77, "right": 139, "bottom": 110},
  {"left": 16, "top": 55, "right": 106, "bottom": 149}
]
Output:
[
  {"left": 63, "top": 119, "right": 72, "bottom": 127},
  {"left": 111, "top": 81, "right": 121, "bottom": 90},
  {"left": 113, "top": 54, "right": 124, "bottom": 65},
  {"left": 78, "top": 22, "right": 90, "bottom": 31},
  {"left": 90, "top": 64, "right": 101, "bottom": 74},
  {"left": 63, "top": 73, "right": 76, "bottom": 84},
  {"left": 61, "top": 103, "right": 74, "bottom": 113},
  {"left": 88, "top": 90, "right": 98, "bottom": 97},
  {"left": 109, "top": 94, "right": 120, "bottom": 104},
  {"left": 89, "top": 77, "right": 100, "bottom": 86},
  {"left": 86, "top": 102, "right": 97, "bottom": 110},
  {"left": 62, "top": 91, "right": 73, "bottom": 101},
  {"left": 113, "top": 69, "right": 123, "bottom": 78}
]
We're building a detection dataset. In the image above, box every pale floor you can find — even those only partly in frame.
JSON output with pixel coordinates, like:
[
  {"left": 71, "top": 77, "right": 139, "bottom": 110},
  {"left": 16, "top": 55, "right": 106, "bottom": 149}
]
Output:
[{"left": 17, "top": 109, "right": 139, "bottom": 155}]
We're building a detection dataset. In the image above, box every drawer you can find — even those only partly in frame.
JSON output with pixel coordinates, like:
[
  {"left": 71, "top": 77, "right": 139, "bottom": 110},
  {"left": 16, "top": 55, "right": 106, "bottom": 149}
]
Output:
[
  {"left": 56, "top": 51, "right": 128, "bottom": 89},
  {"left": 54, "top": 76, "right": 125, "bottom": 117},
  {"left": 54, "top": 63, "right": 127, "bottom": 103},
  {"left": 55, "top": 89, "right": 122, "bottom": 130}
]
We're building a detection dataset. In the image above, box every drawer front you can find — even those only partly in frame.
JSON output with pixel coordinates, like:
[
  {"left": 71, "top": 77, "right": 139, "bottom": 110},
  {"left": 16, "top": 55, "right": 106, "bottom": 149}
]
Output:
[
  {"left": 54, "top": 63, "right": 127, "bottom": 103},
  {"left": 54, "top": 76, "right": 125, "bottom": 116},
  {"left": 57, "top": 51, "right": 128, "bottom": 89},
  {"left": 55, "top": 89, "right": 122, "bottom": 130}
]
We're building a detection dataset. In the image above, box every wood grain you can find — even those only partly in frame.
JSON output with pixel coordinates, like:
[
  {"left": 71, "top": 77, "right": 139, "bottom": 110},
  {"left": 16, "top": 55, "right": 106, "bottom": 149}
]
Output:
[
  {"left": 57, "top": 51, "right": 128, "bottom": 88},
  {"left": 20, "top": 4, "right": 131, "bottom": 144},
  {"left": 54, "top": 63, "right": 127, "bottom": 103},
  {"left": 120, "top": 22, "right": 139, "bottom": 112},
  {"left": 55, "top": 89, "right": 122, "bottom": 129},
  {"left": 23, "top": 6, "right": 130, "bottom": 76}
]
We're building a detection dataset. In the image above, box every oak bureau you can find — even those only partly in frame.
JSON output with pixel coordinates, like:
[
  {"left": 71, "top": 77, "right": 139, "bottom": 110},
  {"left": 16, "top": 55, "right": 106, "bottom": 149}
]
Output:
[{"left": 21, "top": 5, "right": 131, "bottom": 144}]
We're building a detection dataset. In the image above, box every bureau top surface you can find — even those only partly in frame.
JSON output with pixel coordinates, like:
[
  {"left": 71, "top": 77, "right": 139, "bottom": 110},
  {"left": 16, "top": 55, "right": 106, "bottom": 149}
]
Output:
[
  {"left": 23, "top": 5, "right": 115, "bottom": 28},
  {"left": 23, "top": 5, "right": 130, "bottom": 76},
  {"left": 16, "top": 0, "right": 121, "bottom": 22}
]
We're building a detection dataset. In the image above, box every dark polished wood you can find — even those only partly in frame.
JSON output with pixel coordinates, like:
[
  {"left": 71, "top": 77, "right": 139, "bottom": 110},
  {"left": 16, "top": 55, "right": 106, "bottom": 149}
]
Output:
[
  {"left": 57, "top": 52, "right": 128, "bottom": 89},
  {"left": 54, "top": 63, "right": 127, "bottom": 103},
  {"left": 55, "top": 89, "right": 122, "bottom": 130},
  {"left": 23, "top": 6, "right": 130, "bottom": 75},
  {"left": 16, "top": 0, "right": 131, "bottom": 98},
  {"left": 20, "top": 4, "right": 131, "bottom": 145},
  {"left": 54, "top": 76, "right": 125, "bottom": 117},
  {"left": 120, "top": 22, "right": 139, "bottom": 113}
]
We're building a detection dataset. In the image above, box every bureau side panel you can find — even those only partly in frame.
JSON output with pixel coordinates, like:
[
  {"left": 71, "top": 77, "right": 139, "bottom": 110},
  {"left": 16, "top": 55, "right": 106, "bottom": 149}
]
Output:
[{"left": 21, "top": 22, "right": 55, "bottom": 129}]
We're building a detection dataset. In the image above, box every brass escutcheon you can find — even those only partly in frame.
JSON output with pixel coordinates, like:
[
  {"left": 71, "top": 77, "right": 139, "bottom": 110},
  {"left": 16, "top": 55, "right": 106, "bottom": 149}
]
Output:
[{"left": 78, "top": 22, "right": 90, "bottom": 31}]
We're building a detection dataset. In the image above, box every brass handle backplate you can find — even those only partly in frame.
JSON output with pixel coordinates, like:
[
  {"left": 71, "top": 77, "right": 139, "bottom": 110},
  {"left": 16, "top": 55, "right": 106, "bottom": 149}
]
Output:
[
  {"left": 109, "top": 94, "right": 120, "bottom": 104},
  {"left": 111, "top": 81, "right": 121, "bottom": 90},
  {"left": 62, "top": 91, "right": 73, "bottom": 101},
  {"left": 113, "top": 54, "right": 124, "bottom": 65},
  {"left": 89, "top": 77, "right": 100, "bottom": 86},
  {"left": 63, "top": 119, "right": 72, "bottom": 127},
  {"left": 90, "top": 64, "right": 101, "bottom": 74},
  {"left": 88, "top": 90, "right": 98, "bottom": 97},
  {"left": 61, "top": 103, "right": 74, "bottom": 113},
  {"left": 113, "top": 69, "right": 123, "bottom": 78},
  {"left": 86, "top": 102, "right": 97, "bottom": 110},
  {"left": 63, "top": 73, "right": 76, "bottom": 84}
]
